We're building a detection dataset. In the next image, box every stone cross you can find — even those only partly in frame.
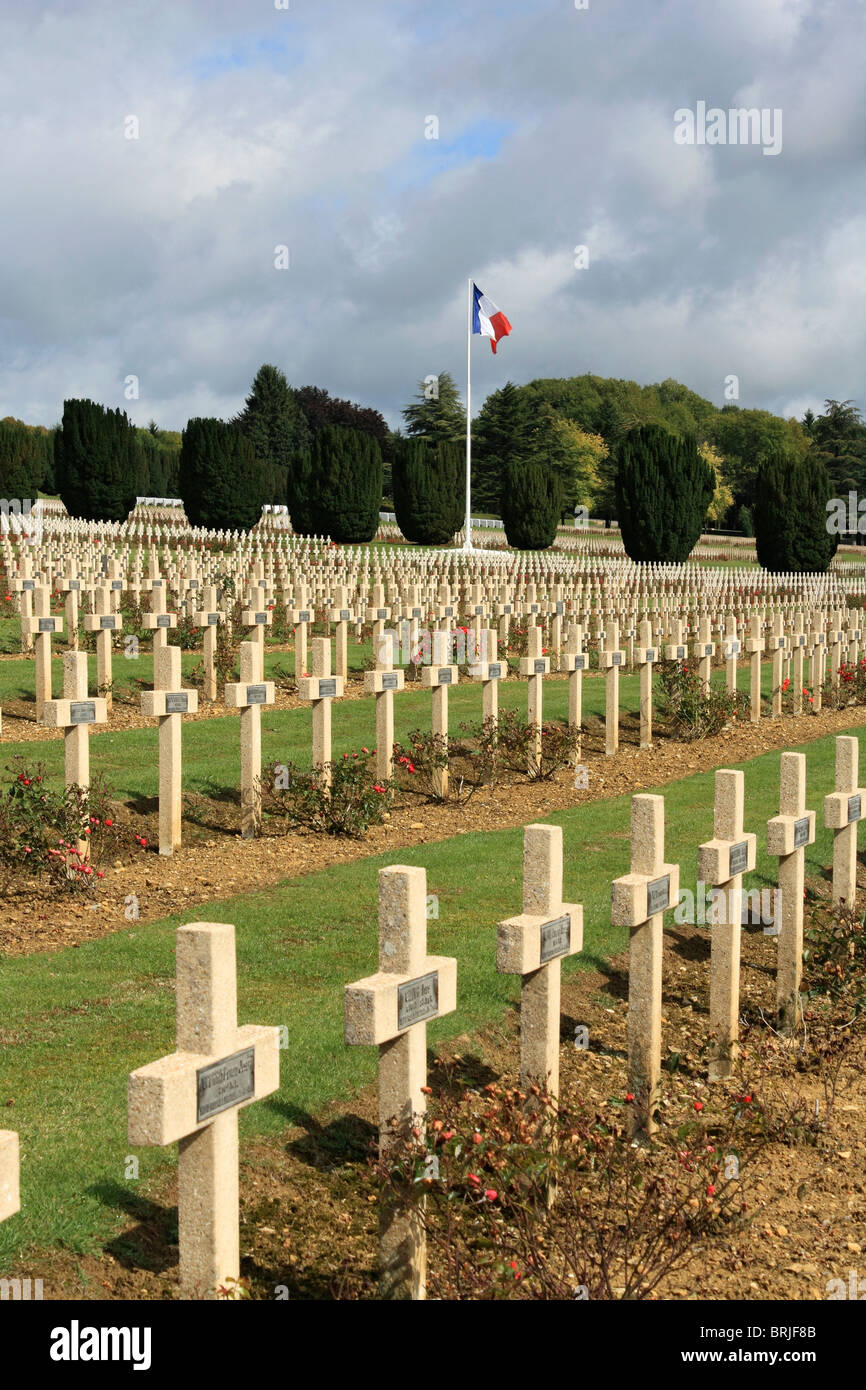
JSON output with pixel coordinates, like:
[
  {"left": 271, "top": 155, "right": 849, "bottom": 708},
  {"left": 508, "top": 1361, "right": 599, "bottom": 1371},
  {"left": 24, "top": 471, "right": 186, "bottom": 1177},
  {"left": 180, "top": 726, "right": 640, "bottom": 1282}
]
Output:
[
  {"left": 808, "top": 610, "right": 825, "bottom": 712},
  {"left": 770, "top": 613, "right": 786, "bottom": 718},
  {"left": 365, "top": 586, "right": 391, "bottom": 653},
  {"left": 847, "top": 607, "right": 861, "bottom": 670},
  {"left": 142, "top": 580, "right": 177, "bottom": 664},
  {"left": 128, "top": 921, "right": 280, "bottom": 1298},
  {"left": 298, "top": 637, "right": 344, "bottom": 790},
  {"left": 611, "top": 795, "right": 679, "bottom": 1137},
  {"left": 561, "top": 622, "right": 585, "bottom": 759},
  {"left": 421, "top": 631, "right": 458, "bottom": 797},
  {"left": 495, "top": 588, "right": 513, "bottom": 648},
  {"left": 790, "top": 610, "right": 806, "bottom": 715},
  {"left": 241, "top": 602, "right": 272, "bottom": 676},
  {"left": 665, "top": 618, "right": 687, "bottom": 665},
  {"left": 25, "top": 584, "right": 62, "bottom": 720},
  {"left": 723, "top": 616, "right": 740, "bottom": 696},
  {"left": 693, "top": 615, "right": 715, "bottom": 697},
  {"left": 745, "top": 612, "right": 764, "bottom": 723},
  {"left": 364, "top": 629, "right": 404, "bottom": 782},
  {"left": 0, "top": 1129, "right": 19, "bottom": 1225},
  {"left": 767, "top": 752, "right": 815, "bottom": 1034},
  {"left": 468, "top": 627, "right": 505, "bottom": 728},
  {"left": 823, "top": 736, "right": 864, "bottom": 908},
  {"left": 43, "top": 651, "right": 107, "bottom": 795},
  {"left": 141, "top": 645, "right": 199, "bottom": 855},
  {"left": 12, "top": 559, "right": 35, "bottom": 653},
  {"left": 601, "top": 620, "right": 625, "bottom": 756},
  {"left": 345, "top": 865, "right": 457, "bottom": 1299},
  {"left": 289, "top": 589, "right": 314, "bottom": 678},
  {"left": 329, "top": 585, "right": 356, "bottom": 681},
  {"left": 697, "top": 770, "right": 757, "bottom": 1080},
  {"left": 83, "top": 585, "right": 120, "bottom": 714},
  {"left": 225, "top": 641, "right": 275, "bottom": 839},
  {"left": 57, "top": 572, "right": 81, "bottom": 650},
  {"left": 497, "top": 824, "right": 583, "bottom": 1096},
  {"left": 634, "top": 619, "right": 657, "bottom": 749},
  {"left": 194, "top": 585, "right": 223, "bottom": 702},
  {"left": 519, "top": 625, "right": 549, "bottom": 771},
  {"left": 828, "top": 609, "right": 844, "bottom": 692}
]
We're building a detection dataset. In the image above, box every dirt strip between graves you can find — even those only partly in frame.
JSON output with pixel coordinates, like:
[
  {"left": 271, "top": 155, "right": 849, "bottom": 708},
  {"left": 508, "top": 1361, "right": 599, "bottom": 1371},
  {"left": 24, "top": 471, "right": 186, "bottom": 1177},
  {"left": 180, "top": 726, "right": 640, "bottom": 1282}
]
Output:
[{"left": 5, "top": 698, "right": 866, "bottom": 958}]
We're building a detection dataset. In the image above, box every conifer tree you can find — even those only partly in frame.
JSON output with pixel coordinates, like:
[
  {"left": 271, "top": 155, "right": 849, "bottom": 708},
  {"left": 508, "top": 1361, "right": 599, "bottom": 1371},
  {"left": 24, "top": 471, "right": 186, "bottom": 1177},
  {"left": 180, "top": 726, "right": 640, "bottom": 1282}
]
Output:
[
  {"left": 614, "top": 423, "right": 713, "bottom": 562},
  {"left": 291, "top": 425, "right": 382, "bottom": 541},
  {"left": 501, "top": 458, "right": 562, "bottom": 549},
  {"left": 179, "top": 418, "right": 267, "bottom": 531},
  {"left": 753, "top": 448, "right": 837, "bottom": 572},
  {"left": 392, "top": 437, "right": 463, "bottom": 544}
]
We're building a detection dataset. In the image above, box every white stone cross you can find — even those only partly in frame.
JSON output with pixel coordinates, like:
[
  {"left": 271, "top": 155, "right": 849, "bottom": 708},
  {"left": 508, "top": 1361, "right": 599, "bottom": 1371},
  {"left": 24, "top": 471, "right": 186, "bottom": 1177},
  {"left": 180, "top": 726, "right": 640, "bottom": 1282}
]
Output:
[
  {"left": 43, "top": 651, "right": 108, "bottom": 795},
  {"left": 468, "top": 626, "right": 506, "bottom": 729},
  {"left": 601, "top": 620, "right": 626, "bottom": 756},
  {"left": 194, "top": 585, "right": 224, "bottom": 702},
  {"left": 141, "top": 645, "right": 199, "bottom": 855},
  {"left": 421, "top": 630, "right": 458, "bottom": 796},
  {"left": 24, "top": 584, "right": 63, "bottom": 720},
  {"left": 745, "top": 612, "right": 765, "bottom": 724},
  {"left": 698, "top": 770, "right": 757, "bottom": 1080},
  {"left": 823, "top": 736, "right": 864, "bottom": 908},
  {"left": 225, "top": 641, "right": 276, "bottom": 839},
  {"left": 612, "top": 795, "right": 680, "bottom": 1136},
  {"left": 364, "top": 629, "right": 404, "bottom": 782},
  {"left": 767, "top": 752, "right": 815, "bottom": 1033},
  {"left": 344, "top": 865, "right": 457, "bottom": 1299},
  {"left": 497, "top": 824, "right": 583, "bottom": 1096},
  {"left": 519, "top": 625, "right": 549, "bottom": 772},
  {"left": 142, "top": 579, "right": 177, "bottom": 666},
  {"left": 0, "top": 1130, "right": 19, "bottom": 1225},
  {"left": 634, "top": 618, "right": 657, "bottom": 750},
  {"left": 83, "top": 585, "right": 120, "bottom": 714},
  {"left": 298, "top": 637, "right": 344, "bottom": 790},
  {"left": 128, "top": 921, "right": 280, "bottom": 1298}
]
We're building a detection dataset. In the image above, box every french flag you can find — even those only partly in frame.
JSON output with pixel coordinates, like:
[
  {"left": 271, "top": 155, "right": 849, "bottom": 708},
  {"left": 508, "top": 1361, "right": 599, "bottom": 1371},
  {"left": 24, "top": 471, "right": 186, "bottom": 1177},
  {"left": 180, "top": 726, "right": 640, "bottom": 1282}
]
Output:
[{"left": 472, "top": 283, "right": 512, "bottom": 354}]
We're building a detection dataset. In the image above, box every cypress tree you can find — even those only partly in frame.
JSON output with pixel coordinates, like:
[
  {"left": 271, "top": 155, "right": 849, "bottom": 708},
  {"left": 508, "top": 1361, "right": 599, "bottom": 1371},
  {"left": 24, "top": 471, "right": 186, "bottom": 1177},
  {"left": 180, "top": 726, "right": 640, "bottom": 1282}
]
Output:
[
  {"left": 753, "top": 448, "right": 838, "bottom": 572},
  {"left": 179, "top": 418, "right": 267, "bottom": 531},
  {"left": 233, "top": 364, "right": 310, "bottom": 506},
  {"left": 471, "top": 380, "right": 532, "bottom": 514},
  {"left": 614, "top": 424, "right": 713, "bottom": 562},
  {"left": 501, "top": 458, "right": 562, "bottom": 549},
  {"left": 295, "top": 425, "right": 382, "bottom": 541},
  {"left": 55, "top": 399, "right": 140, "bottom": 521},
  {"left": 392, "top": 437, "right": 463, "bottom": 545}
]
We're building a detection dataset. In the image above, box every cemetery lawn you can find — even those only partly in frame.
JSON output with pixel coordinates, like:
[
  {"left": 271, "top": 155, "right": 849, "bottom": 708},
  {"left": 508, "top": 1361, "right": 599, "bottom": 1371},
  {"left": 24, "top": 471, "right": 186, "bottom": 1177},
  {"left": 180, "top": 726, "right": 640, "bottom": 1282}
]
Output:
[{"left": 1, "top": 717, "right": 865, "bottom": 1279}]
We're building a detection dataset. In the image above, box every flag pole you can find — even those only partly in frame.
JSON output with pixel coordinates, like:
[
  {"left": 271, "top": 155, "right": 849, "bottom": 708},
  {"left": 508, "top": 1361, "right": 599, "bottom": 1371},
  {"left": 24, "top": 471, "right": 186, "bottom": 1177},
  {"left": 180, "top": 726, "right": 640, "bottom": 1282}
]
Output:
[{"left": 463, "top": 276, "right": 473, "bottom": 552}]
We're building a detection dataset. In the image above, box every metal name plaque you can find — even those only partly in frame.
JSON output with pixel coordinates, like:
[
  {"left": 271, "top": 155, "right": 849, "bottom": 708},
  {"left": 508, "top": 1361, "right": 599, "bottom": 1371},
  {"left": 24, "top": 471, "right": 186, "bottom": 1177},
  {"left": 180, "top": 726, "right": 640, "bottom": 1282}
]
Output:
[
  {"left": 318, "top": 678, "right": 337, "bottom": 697},
  {"left": 533, "top": 658, "right": 546, "bottom": 674},
  {"left": 100, "top": 615, "right": 115, "bottom": 629},
  {"left": 725, "top": 642, "right": 740, "bottom": 657},
  {"left": 297, "top": 611, "right": 311, "bottom": 622},
  {"left": 111, "top": 580, "right": 123, "bottom": 590},
  {"left": 196, "top": 1046, "right": 255, "bottom": 1123},
  {"left": 152, "top": 579, "right": 163, "bottom": 586},
  {"left": 704, "top": 644, "right": 713, "bottom": 656},
  {"left": 728, "top": 841, "right": 749, "bottom": 877},
  {"left": 377, "top": 608, "right": 388, "bottom": 619},
  {"left": 443, "top": 606, "right": 453, "bottom": 616},
  {"left": 246, "top": 684, "right": 267, "bottom": 704},
  {"left": 611, "top": 652, "right": 623, "bottom": 666},
  {"left": 397, "top": 971, "right": 439, "bottom": 1030},
  {"left": 793, "top": 816, "right": 811, "bottom": 848},
  {"left": 474, "top": 605, "right": 484, "bottom": 615},
  {"left": 646, "top": 874, "right": 671, "bottom": 916},
  {"left": 68, "top": 581, "right": 81, "bottom": 590},
  {"left": 38, "top": 618, "right": 55, "bottom": 632},
  {"left": 70, "top": 701, "right": 96, "bottom": 724},
  {"left": 255, "top": 612, "right": 268, "bottom": 624},
  {"left": 797, "top": 635, "right": 806, "bottom": 646},
  {"left": 339, "top": 609, "right": 351, "bottom": 621},
  {"left": 502, "top": 604, "right": 512, "bottom": 614},
  {"left": 156, "top": 614, "right": 171, "bottom": 627},
  {"left": 540, "top": 914, "right": 571, "bottom": 963},
  {"left": 165, "top": 692, "right": 189, "bottom": 714},
  {"left": 676, "top": 646, "right": 686, "bottom": 659},
  {"left": 412, "top": 607, "right": 422, "bottom": 618},
  {"left": 555, "top": 602, "right": 565, "bottom": 615},
  {"left": 529, "top": 604, "right": 539, "bottom": 613},
  {"left": 208, "top": 613, "right": 219, "bottom": 624},
  {"left": 381, "top": 672, "right": 398, "bottom": 690},
  {"left": 849, "top": 794, "right": 862, "bottom": 823},
  {"left": 574, "top": 654, "right": 585, "bottom": 670},
  {"left": 22, "top": 580, "right": 35, "bottom": 590},
  {"left": 645, "top": 649, "right": 656, "bottom": 662},
  {"left": 488, "top": 662, "right": 503, "bottom": 680},
  {"left": 188, "top": 580, "right": 199, "bottom": 589},
  {"left": 438, "top": 668, "right": 452, "bottom": 684}
]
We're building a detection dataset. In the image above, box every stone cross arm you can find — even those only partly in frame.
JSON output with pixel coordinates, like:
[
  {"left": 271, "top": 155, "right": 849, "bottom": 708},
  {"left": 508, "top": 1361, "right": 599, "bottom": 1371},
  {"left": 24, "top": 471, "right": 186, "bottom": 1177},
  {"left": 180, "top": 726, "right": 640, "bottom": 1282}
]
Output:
[
  {"left": 0, "top": 1130, "right": 20, "bottom": 1221},
  {"left": 698, "top": 832, "right": 757, "bottom": 886},
  {"left": 365, "top": 668, "right": 405, "bottom": 693},
  {"left": 344, "top": 956, "right": 457, "bottom": 1046},
  {"left": 611, "top": 863, "right": 680, "bottom": 927},
  {"left": 83, "top": 612, "right": 120, "bottom": 632},
  {"left": 128, "top": 1024, "right": 279, "bottom": 1147},
  {"left": 297, "top": 674, "right": 345, "bottom": 699},
  {"left": 824, "top": 788, "right": 865, "bottom": 830},
  {"left": 42, "top": 696, "right": 108, "bottom": 728},
  {"left": 766, "top": 809, "right": 816, "bottom": 856},
  {"left": 141, "top": 688, "right": 199, "bottom": 717},
  {"left": 224, "top": 680, "right": 276, "bottom": 708},
  {"left": 497, "top": 902, "right": 583, "bottom": 976},
  {"left": 24, "top": 614, "right": 64, "bottom": 635}
]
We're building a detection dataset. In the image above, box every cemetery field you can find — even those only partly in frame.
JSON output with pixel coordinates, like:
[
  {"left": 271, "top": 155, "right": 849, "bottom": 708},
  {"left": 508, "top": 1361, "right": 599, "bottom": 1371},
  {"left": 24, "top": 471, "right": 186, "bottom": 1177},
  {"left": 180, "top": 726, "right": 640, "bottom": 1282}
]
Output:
[
  {"left": 3, "top": 688, "right": 866, "bottom": 957},
  {"left": 1, "top": 720, "right": 865, "bottom": 1298}
]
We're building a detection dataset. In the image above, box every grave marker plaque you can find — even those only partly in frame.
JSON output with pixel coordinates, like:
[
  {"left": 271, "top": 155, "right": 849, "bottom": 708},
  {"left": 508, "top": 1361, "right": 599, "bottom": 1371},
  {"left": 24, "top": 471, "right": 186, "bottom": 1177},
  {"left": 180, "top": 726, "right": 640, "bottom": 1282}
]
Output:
[
  {"left": 196, "top": 1047, "right": 256, "bottom": 1123},
  {"left": 397, "top": 972, "right": 439, "bottom": 1030},
  {"left": 539, "top": 914, "right": 571, "bottom": 963}
]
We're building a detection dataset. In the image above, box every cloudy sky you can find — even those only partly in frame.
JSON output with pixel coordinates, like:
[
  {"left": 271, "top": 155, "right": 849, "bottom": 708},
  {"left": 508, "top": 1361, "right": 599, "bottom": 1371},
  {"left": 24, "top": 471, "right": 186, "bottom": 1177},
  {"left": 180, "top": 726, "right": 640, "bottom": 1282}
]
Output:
[{"left": 1, "top": 0, "right": 864, "bottom": 434}]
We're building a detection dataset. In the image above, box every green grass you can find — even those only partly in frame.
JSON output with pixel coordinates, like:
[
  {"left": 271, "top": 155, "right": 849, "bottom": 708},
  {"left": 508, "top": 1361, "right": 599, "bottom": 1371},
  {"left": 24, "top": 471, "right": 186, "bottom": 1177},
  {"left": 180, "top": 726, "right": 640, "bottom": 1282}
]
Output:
[{"left": 0, "top": 715, "right": 858, "bottom": 1267}]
